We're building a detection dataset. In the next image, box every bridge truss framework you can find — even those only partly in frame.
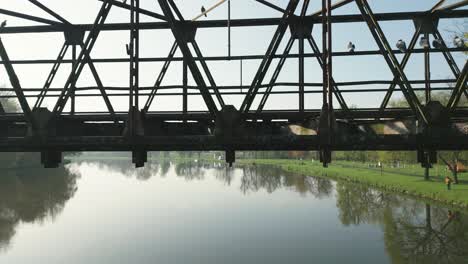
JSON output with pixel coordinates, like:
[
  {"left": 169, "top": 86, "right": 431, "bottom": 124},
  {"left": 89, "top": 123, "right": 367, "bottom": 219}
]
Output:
[{"left": 0, "top": 0, "right": 467, "bottom": 168}]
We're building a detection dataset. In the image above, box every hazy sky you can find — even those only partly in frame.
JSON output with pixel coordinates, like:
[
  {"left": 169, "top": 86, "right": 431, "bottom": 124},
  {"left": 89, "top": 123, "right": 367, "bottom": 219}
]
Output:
[{"left": 0, "top": 0, "right": 466, "bottom": 112}]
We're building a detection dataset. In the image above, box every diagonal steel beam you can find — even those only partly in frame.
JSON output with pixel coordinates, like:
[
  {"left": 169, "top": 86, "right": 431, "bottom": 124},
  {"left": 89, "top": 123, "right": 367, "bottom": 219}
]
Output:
[
  {"left": 436, "top": 0, "right": 468, "bottom": 11},
  {"left": 143, "top": 41, "right": 178, "bottom": 112},
  {"left": 255, "top": 0, "right": 286, "bottom": 13},
  {"left": 99, "top": 0, "right": 166, "bottom": 21},
  {"left": 310, "top": 0, "right": 354, "bottom": 16},
  {"left": 307, "top": 36, "right": 349, "bottom": 111},
  {"left": 28, "top": 0, "right": 71, "bottom": 25},
  {"left": 0, "top": 8, "right": 63, "bottom": 26},
  {"left": 240, "top": 0, "right": 299, "bottom": 113},
  {"left": 379, "top": 26, "right": 421, "bottom": 111},
  {"left": 53, "top": 2, "right": 113, "bottom": 116},
  {"left": 34, "top": 42, "right": 69, "bottom": 109},
  {"left": 356, "top": 0, "right": 427, "bottom": 124},
  {"left": 432, "top": 29, "right": 468, "bottom": 101},
  {"left": 256, "top": 37, "right": 295, "bottom": 112},
  {"left": 0, "top": 38, "right": 37, "bottom": 131},
  {"left": 158, "top": 0, "right": 218, "bottom": 114},
  {"left": 447, "top": 60, "right": 468, "bottom": 111},
  {"left": 83, "top": 45, "right": 116, "bottom": 117},
  {"left": 191, "top": 40, "right": 225, "bottom": 108}
]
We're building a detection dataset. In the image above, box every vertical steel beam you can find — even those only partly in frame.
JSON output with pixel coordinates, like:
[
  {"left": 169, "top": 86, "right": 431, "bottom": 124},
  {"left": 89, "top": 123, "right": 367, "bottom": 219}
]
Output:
[
  {"left": 158, "top": 0, "right": 218, "bottom": 114},
  {"left": 183, "top": 60, "right": 188, "bottom": 114},
  {"left": 307, "top": 36, "right": 348, "bottom": 111},
  {"left": 129, "top": 0, "right": 140, "bottom": 110},
  {"left": 424, "top": 33, "right": 431, "bottom": 104},
  {"left": 71, "top": 44, "right": 76, "bottom": 114},
  {"left": 143, "top": 41, "right": 178, "bottom": 112},
  {"left": 327, "top": 0, "right": 333, "bottom": 134},
  {"left": 240, "top": 0, "right": 299, "bottom": 113},
  {"left": 0, "top": 38, "right": 37, "bottom": 131},
  {"left": 299, "top": 36, "right": 305, "bottom": 112}
]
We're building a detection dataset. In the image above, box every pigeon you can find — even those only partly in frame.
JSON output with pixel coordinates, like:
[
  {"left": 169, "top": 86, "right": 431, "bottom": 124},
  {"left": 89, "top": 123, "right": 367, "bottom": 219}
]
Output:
[
  {"left": 347, "top": 41, "right": 355, "bottom": 53},
  {"left": 419, "top": 36, "right": 429, "bottom": 48},
  {"left": 396, "top": 39, "right": 406, "bottom": 52},
  {"left": 201, "top": 6, "right": 207, "bottom": 17},
  {"left": 0, "top": 20, "right": 6, "bottom": 28},
  {"left": 453, "top": 36, "right": 465, "bottom": 48},
  {"left": 432, "top": 39, "right": 443, "bottom": 49}
]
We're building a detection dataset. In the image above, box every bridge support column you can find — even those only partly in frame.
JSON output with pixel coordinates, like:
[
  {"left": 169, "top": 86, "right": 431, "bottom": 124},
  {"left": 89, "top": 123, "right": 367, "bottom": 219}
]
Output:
[
  {"left": 226, "top": 150, "right": 235, "bottom": 167},
  {"left": 41, "top": 150, "right": 62, "bottom": 168}
]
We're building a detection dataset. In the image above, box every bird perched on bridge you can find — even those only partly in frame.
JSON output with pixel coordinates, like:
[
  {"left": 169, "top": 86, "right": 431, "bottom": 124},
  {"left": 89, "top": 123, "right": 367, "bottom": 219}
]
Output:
[
  {"left": 347, "top": 41, "right": 355, "bottom": 53},
  {"left": 432, "top": 39, "right": 443, "bottom": 49},
  {"left": 419, "top": 36, "right": 430, "bottom": 48},
  {"left": 0, "top": 20, "right": 6, "bottom": 28},
  {"left": 453, "top": 36, "right": 465, "bottom": 48},
  {"left": 201, "top": 6, "right": 207, "bottom": 17},
  {"left": 123, "top": 0, "right": 127, "bottom": 4},
  {"left": 396, "top": 39, "right": 406, "bottom": 52},
  {"left": 126, "top": 44, "right": 131, "bottom": 56}
]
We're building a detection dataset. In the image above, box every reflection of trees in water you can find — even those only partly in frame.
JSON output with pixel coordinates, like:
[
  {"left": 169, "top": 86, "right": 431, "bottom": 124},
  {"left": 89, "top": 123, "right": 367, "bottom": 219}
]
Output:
[
  {"left": 77, "top": 160, "right": 162, "bottom": 181},
  {"left": 335, "top": 182, "right": 468, "bottom": 263},
  {"left": 174, "top": 161, "right": 205, "bottom": 181},
  {"left": 0, "top": 155, "right": 78, "bottom": 251},
  {"left": 239, "top": 165, "right": 333, "bottom": 197}
]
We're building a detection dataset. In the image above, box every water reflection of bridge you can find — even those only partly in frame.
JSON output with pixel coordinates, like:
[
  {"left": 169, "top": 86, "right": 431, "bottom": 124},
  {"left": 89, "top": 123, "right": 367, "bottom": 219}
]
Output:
[
  {"left": 2, "top": 159, "right": 467, "bottom": 262},
  {"left": 0, "top": 0, "right": 467, "bottom": 168}
]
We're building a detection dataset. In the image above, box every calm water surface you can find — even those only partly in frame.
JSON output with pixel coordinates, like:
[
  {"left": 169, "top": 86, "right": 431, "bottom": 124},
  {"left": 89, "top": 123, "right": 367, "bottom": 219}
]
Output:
[{"left": 0, "top": 158, "right": 467, "bottom": 264}]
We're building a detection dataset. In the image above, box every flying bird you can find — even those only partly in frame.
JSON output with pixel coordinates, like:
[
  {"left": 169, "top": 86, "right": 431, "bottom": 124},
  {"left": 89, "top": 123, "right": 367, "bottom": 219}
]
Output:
[
  {"left": 0, "top": 20, "right": 6, "bottom": 28},
  {"left": 432, "top": 39, "right": 443, "bottom": 49},
  {"left": 347, "top": 41, "right": 355, "bottom": 53},
  {"left": 453, "top": 36, "right": 465, "bottom": 48},
  {"left": 396, "top": 39, "right": 406, "bottom": 52},
  {"left": 201, "top": 6, "right": 207, "bottom": 17}
]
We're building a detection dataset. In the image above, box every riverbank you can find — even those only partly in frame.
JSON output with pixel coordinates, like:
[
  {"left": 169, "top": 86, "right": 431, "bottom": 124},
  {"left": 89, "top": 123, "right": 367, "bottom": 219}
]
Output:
[{"left": 237, "top": 159, "right": 468, "bottom": 209}]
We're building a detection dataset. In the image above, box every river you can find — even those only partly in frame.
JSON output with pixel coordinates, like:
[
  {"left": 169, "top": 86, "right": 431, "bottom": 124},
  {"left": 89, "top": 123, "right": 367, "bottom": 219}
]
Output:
[{"left": 0, "top": 157, "right": 467, "bottom": 264}]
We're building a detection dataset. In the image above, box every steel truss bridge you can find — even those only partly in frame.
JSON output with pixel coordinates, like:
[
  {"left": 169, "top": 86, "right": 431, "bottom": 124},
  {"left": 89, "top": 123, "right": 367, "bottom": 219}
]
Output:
[{"left": 0, "top": 0, "right": 467, "bottom": 168}]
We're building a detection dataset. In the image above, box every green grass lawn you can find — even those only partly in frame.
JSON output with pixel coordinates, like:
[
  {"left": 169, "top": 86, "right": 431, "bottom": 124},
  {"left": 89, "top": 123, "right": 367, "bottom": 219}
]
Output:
[{"left": 238, "top": 159, "right": 468, "bottom": 208}]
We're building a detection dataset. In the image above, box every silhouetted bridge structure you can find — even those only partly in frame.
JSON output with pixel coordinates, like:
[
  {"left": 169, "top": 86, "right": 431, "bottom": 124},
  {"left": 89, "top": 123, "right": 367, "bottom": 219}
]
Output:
[{"left": 0, "top": 0, "right": 466, "bottom": 167}]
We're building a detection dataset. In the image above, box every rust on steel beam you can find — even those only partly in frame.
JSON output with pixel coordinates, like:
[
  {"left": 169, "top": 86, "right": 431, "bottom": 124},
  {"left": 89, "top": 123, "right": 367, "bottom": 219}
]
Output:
[
  {"left": 2, "top": 10, "right": 466, "bottom": 34},
  {"left": 240, "top": 0, "right": 300, "bottom": 113},
  {"left": 53, "top": 2, "right": 115, "bottom": 117},
  {"left": 158, "top": 0, "right": 218, "bottom": 114},
  {"left": 0, "top": 38, "right": 37, "bottom": 131},
  {"left": 356, "top": 0, "right": 427, "bottom": 124}
]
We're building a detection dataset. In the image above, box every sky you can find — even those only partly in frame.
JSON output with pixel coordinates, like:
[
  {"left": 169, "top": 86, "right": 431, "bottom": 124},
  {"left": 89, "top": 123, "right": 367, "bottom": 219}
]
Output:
[{"left": 0, "top": 0, "right": 466, "bottom": 113}]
